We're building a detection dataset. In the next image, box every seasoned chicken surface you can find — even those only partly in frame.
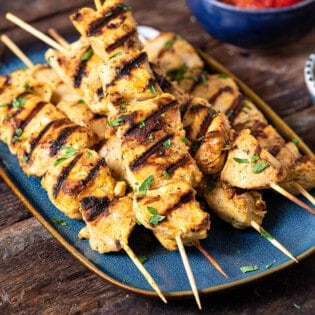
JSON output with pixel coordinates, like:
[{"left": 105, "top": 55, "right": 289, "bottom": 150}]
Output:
[
  {"left": 79, "top": 195, "right": 134, "bottom": 253},
  {"left": 221, "top": 129, "right": 286, "bottom": 189}
]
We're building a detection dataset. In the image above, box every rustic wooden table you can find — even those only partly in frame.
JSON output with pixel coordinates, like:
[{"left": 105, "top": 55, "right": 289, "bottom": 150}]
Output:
[{"left": 0, "top": 0, "right": 314, "bottom": 314}]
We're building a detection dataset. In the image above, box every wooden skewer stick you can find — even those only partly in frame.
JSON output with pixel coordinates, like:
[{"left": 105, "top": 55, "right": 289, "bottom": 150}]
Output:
[
  {"left": 5, "top": 13, "right": 68, "bottom": 54},
  {"left": 250, "top": 220, "right": 298, "bottom": 263},
  {"left": 1, "top": 33, "right": 167, "bottom": 304},
  {"left": 270, "top": 182, "right": 315, "bottom": 215},
  {"left": 0, "top": 34, "right": 34, "bottom": 68},
  {"left": 193, "top": 241, "right": 228, "bottom": 278},
  {"left": 292, "top": 182, "right": 315, "bottom": 206},
  {"left": 48, "top": 28, "right": 70, "bottom": 50},
  {"left": 175, "top": 235, "right": 202, "bottom": 310},
  {"left": 94, "top": 0, "right": 103, "bottom": 11},
  {"left": 120, "top": 241, "right": 167, "bottom": 304}
]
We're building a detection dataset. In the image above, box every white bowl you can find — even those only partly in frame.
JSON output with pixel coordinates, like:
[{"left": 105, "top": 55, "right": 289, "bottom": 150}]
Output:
[{"left": 305, "top": 51, "right": 315, "bottom": 104}]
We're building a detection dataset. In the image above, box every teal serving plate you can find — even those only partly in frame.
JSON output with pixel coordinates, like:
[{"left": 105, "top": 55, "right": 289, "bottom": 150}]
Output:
[{"left": 0, "top": 33, "right": 314, "bottom": 300}]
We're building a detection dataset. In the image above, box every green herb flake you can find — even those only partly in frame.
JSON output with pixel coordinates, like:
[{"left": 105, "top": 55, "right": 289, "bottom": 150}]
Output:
[
  {"left": 252, "top": 161, "right": 269, "bottom": 174},
  {"left": 22, "top": 155, "right": 28, "bottom": 164},
  {"left": 139, "top": 175, "right": 154, "bottom": 195},
  {"left": 162, "top": 170, "right": 170, "bottom": 179},
  {"left": 293, "top": 303, "right": 301, "bottom": 310},
  {"left": 12, "top": 128, "right": 23, "bottom": 143},
  {"left": 148, "top": 133, "right": 154, "bottom": 142},
  {"left": 0, "top": 102, "right": 8, "bottom": 108},
  {"left": 222, "top": 142, "right": 231, "bottom": 151},
  {"left": 251, "top": 153, "right": 260, "bottom": 163},
  {"left": 118, "top": 4, "right": 131, "bottom": 11},
  {"left": 265, "top": 260, "right": 276, "bottom": 269},
  {"left": 50, "top": 218, "right": 68, "bottom": 226},
  {"left": 181, "top": 137, "right": 189, "bottom": 144},
  {"left": 138, "top": 255, "right": 148, "bottom": 264},
  {"left": 147, "top": 206, "right": 165, "bottom": 225},
  {"left": 77, "top": 99, "right": 85, "bottom": 104},
  {"left": 163, "top": 138, "right": 171, "bottom": 148},
  {"left": 218, "top": 73, "right": 229, "bottom": 79},
  {"left": 135, "top": 217, "right": 142, "bottom": 225},
  {"left": 109, "top": 51, "right": 122, "bottom": 59},
  {"left": 105, "top": 11, "right": 113, "bottom": 17},
  {"left": 206, "top": 180, "right": 217, "bottom": 191},
  {"left": 201, "top": 73, "right": 207, "bottom": 86},
  {"left": 292, "top": 138, "right": 299, "bottom": 145},
  {"left": 86, "top": 150, "right": 93, "bottom": 158},
  {"left": 12, "top": 97, "right": 26, "bottom": 108},
  {"left": 139, "top": 119, "right": 146, "bottom": 128},
  {"left": 233, "top": 157, "right": 249, "bottom": 164},
  {"left": 164, "top": 39, "right": 175, "bottom": 50},
  {"left": 108, "top": 117, "right": 124, "bottom": 127},
  {"left": 149, "top": 85, "right": 157, "bottom": 94},
  {"left": 54, "top": 146, "right": 78, "bottom": 166},
  {"left": 166, "top": 64, "right": 188, "bottom": 81},
  {"left": 81, "top": 48, "right": 93, "bottom": 61},
  {"left": 23, "top": 81, "right": 34, "bottom": 94},
  {"left": 243, "top": 102, "right": 251, "bottom": 109},
  {"left": 240, "top": 265, "right": 259, "bottom": 273}
]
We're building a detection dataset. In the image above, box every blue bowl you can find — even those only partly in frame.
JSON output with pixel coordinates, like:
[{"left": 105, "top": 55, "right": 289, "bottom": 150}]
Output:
[{"left": 186, "top": 0, "right": 315, "bottom": 49}]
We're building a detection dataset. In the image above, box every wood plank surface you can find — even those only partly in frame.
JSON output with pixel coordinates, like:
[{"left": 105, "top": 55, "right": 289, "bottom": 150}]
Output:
[{"left": 0, "top": 0, "right": 314, "bottom": 314}]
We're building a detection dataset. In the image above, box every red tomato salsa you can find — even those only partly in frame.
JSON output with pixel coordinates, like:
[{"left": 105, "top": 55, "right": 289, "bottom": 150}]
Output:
[{"left": 221, "top": 0, "right": 304, "bottom": 8}]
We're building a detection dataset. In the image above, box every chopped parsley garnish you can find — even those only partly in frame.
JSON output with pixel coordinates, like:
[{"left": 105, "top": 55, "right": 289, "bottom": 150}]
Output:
[
  {"left": 201, "top": 73, "right": 207, "bottom": 86},
  {"left": 251, "top": 153, "right": 260, "bottom": 163},
  {"left": 139, "top": 175, "right": 154, "bottom": 195},
  {"left": 162, "top": 170, "right": 170, "bottom": 179},
  {"left": 81, "top": 48, "right": 93, "bottom": 61},
  {"left": 12, "top": 97, "right": 26, "bottom": 108},
  {"left": 252, "top": 161, "right": 269, "bottom": 174},
  {"left": 163, "top": 138, "right": 172, "bottom": 148},
  {"left": 265, "top": 260, "right": 276, "bottom": 269},
  {"left": 292, "top": 138, "right": 299, "bottom": 145},
  {"left": 109, "top": 51, "right": 123, "bottom": 59},
  {"left": 139, "top": 119, "right": 146, "bottom": 128},
  {"left": 222, "top": 142, "right": 231, "bottom": 150},
  {"left": 206, "top": 180, "right": 217, "bottom": 191},
  {"left": 240, "top": 265, "right": 259, "bottom": 273},
  {"left": 0, "top": 102, "right": 8, "bottom": 107},
  {"left": 86, "top": 150, "right": 93, "bottom": 158},
  {"left": 166, "top": 64, "right": 188, "bottom": 81},
  {"left": 50, "top": 218, "right": 68, "bottom": 226},
  {"left": 218, "top": 73, "right": 229, "bottom": 79},
  {"left": 233, "top": 157, "right": 249, "bottom": 164},
  {"left": 160, "top": 112, "right": 167, "bottom": 118},
  {"left": 147, "top": 206, "right": 165, "bottom": 225},
  {"left": 149, "top": 84, "right": 157, "bottom": 94},
  {"left": 12, "top": 128, "right": 23, "bottom": 143},
  {"left": 243, "top": 102, "right": 251, "bottom": 109},
  {"left": 118, "top": 4, "right": 131, "bottom": 11},
  {"left": 77, "top": 99, "right": 85, "bottom": 104},
  {"left": 293, "top": 304, "right": 301, "bottom": 310},
  {"left": 191, "top": 136, "right": 205, "bottom": 152},
  {"left": 108, "top": 117, "right": 124, "bottom": 127},
  {"left": 22, "top": 155, "right": 28, "bottom": 164},
  {"left": 138, "top": 255, "right": 148, "bottom": 264},
  {"left": 164, "top": 39, "right": 175, "bottom": 50},
  {"left": 148, "top": 133, "right": 154, "bottom": 142},
  {"left": 105, "top": 11, "right": 113, "bottom": 17},
  {"left": 54, "top": 146, "right": 78, "bottom": 166},
  {"left": 181, "top": 137, "right": 189, "bottom": 144},
  {"left": 23, "top": 81, "right": 34, "bottom": 94}
]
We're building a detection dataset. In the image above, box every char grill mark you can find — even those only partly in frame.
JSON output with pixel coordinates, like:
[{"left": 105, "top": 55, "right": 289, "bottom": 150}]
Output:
[
  {"left": 193, "top": 105, "right": 217, "bottom": 141},
  {"left": 152, "top": 67, "right": 172, "bottom": 91},
  {"left": 81, "top": 158, "right": 106, "bottom": 187},
  {"left": 108, "top": 52, "right": 147, "bottom": 87},
  {"left": 163, "top": 190, "right": 194, "bottom": 217},
  {"left": 53, "top": 153, "right": 83, "bottom": 198},
  {"left": 165, "top": 155, "right": 190, "bottom": 176},
  {"left": 87, "top": 5, "right": 129, "bottom": 37},
  {"left": 129, "top": 134, "right": 174, "bottom": 171},
  {"left": 49, "top": 125, "right": 81, "bottom": 157},
  {"left": 106, "top": 28, "right": 137, "bottom": 53},
  {"left": 26, "top": 118, "right": 69, "bottom": 160},
  {"left": 208, "top": 85, "right": 234, "bottom": 104},
  {"left": 96, "top": 86, "right": 104, "bottom": 98},
  {"left": 124, "top": 99, "right": 177, "bottom": 137},
  {"left": 179, "top": 100, "right": 191, "bottom": 118},
  {"left": 226, "top": 94, "right": 245, "bottom": 123},
  {"left": 248, "top": 121, "right": 268, "bottom": 138},
  {"left": 0, "top": 75, "right": 11, "bottom": 94},
  {"left": 269, "top": 145, "right": 282, "bottom": 157},
  {"left": 189, "top": 71, "right": 208, "bottom": 93},
  {"left": 80, "top": 196, "right": 111, "bottom": 221},
  {"left": 73, "top": 51, "right": 90, "bottom": 88}
]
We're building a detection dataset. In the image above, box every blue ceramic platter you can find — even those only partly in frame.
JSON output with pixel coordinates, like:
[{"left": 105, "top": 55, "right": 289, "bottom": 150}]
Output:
[{"left": 0, "top": 39, "right": 314, "bottom": 299}]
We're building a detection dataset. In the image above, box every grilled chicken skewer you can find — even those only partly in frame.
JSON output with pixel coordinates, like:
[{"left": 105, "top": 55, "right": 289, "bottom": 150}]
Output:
[
  {"left": 0, "top": 35, "right": 167, "bottom": 303},
  {"left": 69, "top": 1, "right": 213, "bottom": 308}
]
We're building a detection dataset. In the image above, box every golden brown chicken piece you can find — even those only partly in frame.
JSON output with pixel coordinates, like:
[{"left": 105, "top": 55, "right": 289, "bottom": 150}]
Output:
[
  {"left": 41, "top": 149, "right": 121, "bottom": 219},
  {"left": 79, "top": 194, "right": 134, "bottom": 253},
  {"left": 221, "top": 129, "right": 286, "bottom": 189}
]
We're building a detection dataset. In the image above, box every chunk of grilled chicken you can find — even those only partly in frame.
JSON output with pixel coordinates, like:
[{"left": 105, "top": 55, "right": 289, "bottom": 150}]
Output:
[
  {"left": 221, "top": 129, "right": 286, "bottom": 189},
  {"left": 79, "top": 194, "right": 134, "bottom": 253},
  {"left": 70, "top": 0, "right": 142, "bottom": 63},
  {"left": 41, "top": 149, "right": 124, "bottom": 219},
  {"left": 144, "top": 32, "right": 204, "bottom": 93},
  {"left": 200, "top": 178, "right": 266, "bottom": 229},
  {"left": 135, "top": 181, "right": 210, "bottom": 250}
]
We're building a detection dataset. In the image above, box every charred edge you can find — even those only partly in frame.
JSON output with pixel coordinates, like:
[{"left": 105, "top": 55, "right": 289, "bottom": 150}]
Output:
[
  {"left": 208, "top": 86, "right": 234, "bottom": 104},
  {"left": 226, "top": 94, "right": 245, "bottom": 123},
  {"left": 248, "top": 121, "right": 268, "bottom": 138},
  {"left": 269, "top": 145, "right": 282, "bottom": 157},
  {"left": 96, "top": 86, "right": 104, "bottom": 99},
  {"left": 53, "top": 153, "right": 82, "bottom": 199},
  {"left": 179, "top": 99, "right": 192, "bottom": 119},
  {"left": 165, "top": 155, "right": 190, "bottom": 176},
  {"left": 163, "top": 190, "right": 194, "bottom": 217},
  {"left": 87, "top": 5, "right": 128, "bottom": 37},
  {"left": 157, "top": 34, "right": 176, "bottom": 60},
  {"left": 129, "top": 134, "right": 174, "bottom": 171},
  {"left": 73, "top": 48, "right": 91, "bottom": 88},
  {"left": 81, "top": 158, "right": 106, "bottom": 187},
  {"left": 108, "top": 52, "right": 147, "bottom": 87},
  {"left": 49, "top": 125, "right": 81, "bottom": 157},
  {"left": 124, "top": 99, "right": 177, "bottom": 137},
  {"left": 194, "top": 106, "right": 217, "bottom": 140},
  {"left": 106, "top": 28, "right": 137, "bottom": 53},
  {"left": 189, "top": 71, "right": 208, "bottom": 93},
  {"left": 0, "top": 75, "right": 12, "bottom": 94},
  {"left": 80, "top": 196, "right": 111, "bottom": 222},
  {"left": 152, "top": 67, "right": 172, "bottom": 91},
  {"left": 26, "top": 118, "right": 69, "bottom": 160}
]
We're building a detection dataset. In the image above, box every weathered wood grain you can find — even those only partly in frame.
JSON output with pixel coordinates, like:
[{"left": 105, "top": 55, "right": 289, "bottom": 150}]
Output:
[{"left": 0, "top": 0, "right": 314, "bottom": 314}]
